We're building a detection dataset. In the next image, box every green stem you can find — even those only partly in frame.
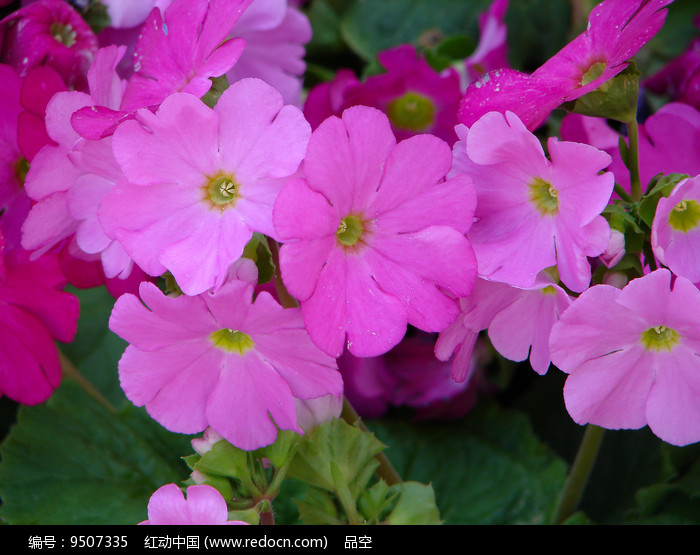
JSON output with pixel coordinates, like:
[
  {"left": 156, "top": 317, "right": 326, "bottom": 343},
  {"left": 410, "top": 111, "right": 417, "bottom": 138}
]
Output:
[
  {"left": 59, "top": 350, "right": 117, "bottom": 413},
  {"left": 553, "top": 424, "right": 605, "bottom": 524},
  {"left": 613, "top": 183, "right": 633, "bottom": 203},
  {"left": 341, "top": 398, "right": 402, "bottom": 486},
  {"left": 627, "top": 119, "right": 642, "bottom": 202},
  {"left": 266, "top": 238, "right": 299, "bottom": 309}
]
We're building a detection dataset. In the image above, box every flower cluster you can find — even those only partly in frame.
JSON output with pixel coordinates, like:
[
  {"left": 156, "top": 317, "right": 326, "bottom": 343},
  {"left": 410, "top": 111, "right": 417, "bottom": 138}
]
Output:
[{"left": 2, "top": 0, "right": 700, "bottom": 526}]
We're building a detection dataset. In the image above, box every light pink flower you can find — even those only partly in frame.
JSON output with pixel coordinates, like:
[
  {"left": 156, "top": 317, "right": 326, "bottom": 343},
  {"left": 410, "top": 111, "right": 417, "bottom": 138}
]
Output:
[
  {"left": 486, "top": 278, "right": 572, "bottom": 376},
  {"left": 652, "top": 176, "right": 700, "bottom": 283},
  {"left": 120, "top": 0, "right": 252, "bottom": 111},
  {"left": 140, "top": 484, "right": 248, "bottom": 525},
  {"left": 451, "top": 111, "right": 613, "bottom": 292},
  {"left": 0, "top": 236, "right": 79, "bottom": 405},
  {"left": 550, "top": 269, "right": 700, "bottom": 446},
  {"left": 225, "top": 0, "right": 312, "bottom": 107},
  {"left": 21, "top": 46, "right": 136, "bottom": 280},
  {"left": 273, "top": 106, "right": 478, "bottom": 358},
  {"left": 100, "top": 78, "right": 310, "bottom": 295},
  {"left": 109, "top": 270, "right": 342, "bottom": 451},
  {"left": 435, "top": 277, "right": 519, "bottom": 382}
]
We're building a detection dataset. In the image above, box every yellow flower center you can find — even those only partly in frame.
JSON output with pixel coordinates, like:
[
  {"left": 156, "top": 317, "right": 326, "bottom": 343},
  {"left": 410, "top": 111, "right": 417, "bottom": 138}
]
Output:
[
  {"left": 210, "top": 329, "right": 255, "bottom": 355},
  {"left": 640, "top": 325, "right": 680, "bottom": 352},
  {"left": 529, "top": 177, "right": 559, "bottom": 216},
  {"left": 668, "top": 199, "right": 700, "bottom": 232}
]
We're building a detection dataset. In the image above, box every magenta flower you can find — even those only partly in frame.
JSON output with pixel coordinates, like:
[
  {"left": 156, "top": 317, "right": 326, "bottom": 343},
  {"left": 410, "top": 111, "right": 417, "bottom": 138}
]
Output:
[
  {"left": 0, "top": 63, "right": 31, "bottom": 249},
  {"left": 550, "top": 269, "right": 700, "bottom": 447},
  {"left": 464, "top": 0, "right": 510, "bottom": 84},
  {"left": 343, "top": 44, "right": 462, "bottom": 143},
  {"left": 140, "top": 484, "right": 248, "bottom": 525},
  {"left": 273, "top": 105, "right": 478, "bottom": 358},
  {"left": 0, "top": 0, "right": 98, "bottom": 90},
  {"left": 459, "top": 0, "right": 672, "bottom": 130},
  {"left": 304, "top": 44, "right": 462, "bottom": 143},
  {"left": 100, "top": 78, "right": 310, "bottom": 295},
  {"left": 109, "top": 268, "right": 342, "bottom": 451},
  {"left": 645, "top": 32, "right": 700, "bottom": 111},
  {"left": 119, "top": 0, "right": 252, "bottom": 111},
  {"left": 17, "top": 64, "right": 67, "bottom": 162},
  {"left": 303, "top": 68, "right": 360, "bottom": 130},
  {"left": 0, "top": 237, "right": 79, "bottom": 405},
  {"left": 652, "top": 176, "right": 700, "bottom": 283},
  {"left": 533, "top": 0, "right": 672, "bottom": 101},
  {"left": 451, "top": 111, "right": 613, "bottom": 292}
]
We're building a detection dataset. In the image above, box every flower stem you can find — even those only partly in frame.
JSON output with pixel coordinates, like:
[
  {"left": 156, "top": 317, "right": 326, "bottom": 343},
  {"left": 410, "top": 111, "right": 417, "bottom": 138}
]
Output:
[
  {"left": 627, "top": 119, "right": 643, "bottom": 202},
  {"left": 553, "top": 424, "right": 605, "bottom": 524},
  {"left": 59, "top": 350, "right": 117, "bottom": 413},
  {"left": 266, "top": 238, "right": 299, "bottom": 309}
]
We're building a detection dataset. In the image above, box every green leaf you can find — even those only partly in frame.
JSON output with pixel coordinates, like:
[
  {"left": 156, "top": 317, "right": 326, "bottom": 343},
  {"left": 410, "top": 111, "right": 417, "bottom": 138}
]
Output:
[
  {"left": 386, "top": 482, "right": 442, "bottom": 525},
  {"left": 340, "top": 0, "right": 489, "bottom": 62},
  {"left": 367, "top": 400, "right": 568, "bottom": 524},
  {"left": 637, "top": 173, "right": 689, "bottom": 228},
  {"left": 0, "top": 380, "right": 191, "bottom": 524},
  {"left": 563, "top": 62, "right": 641, "bottom": 123},
  {"left": 287, "top": 418, "right": 385, "bottom": 499}
]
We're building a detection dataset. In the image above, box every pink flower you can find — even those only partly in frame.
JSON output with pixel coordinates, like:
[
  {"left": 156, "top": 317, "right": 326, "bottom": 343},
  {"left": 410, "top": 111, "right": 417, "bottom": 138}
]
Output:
[
  {"left": 338, "top": 333, "right": 486, "bottom": 421},
  {"left": 304, "top": 44, "right": 462, "bottom": 143},
  {"left": 451, "top": 111, "right": 613, "bottom": 293},
  {"left": 0, "top": 237, "right": 79, "bottom": 405},
  {"left": 435, "top": 278, "right": 519, "bottom": 382},
  {"left": 225, "top": 0, "right": 312, "bottom": 107},
  {"left": 459, "top": 0, "right": 672, "bottom": 130},
  {"left": 486, "top": 278, "right": 572, "bottom": 375},
  {"left": 273, "top": 105, "right": 478, "bottom": 358},
  {"left": 102, "top": 0, "right": 171, "bottom": 29},
  {"left": 21, "top": 46, "right": 136, "bottom": 280},
  {"left": 100, "top": 78, "right": 310, "bottom": 295},
  {"left": 140, "top": 484, "right": 248, "bottom": 525},
  {"left": 303, "top": 68, "right": 360, "bottom": 129},
  {"left": 550, "top": 269, "right": 700, "bottom": 446},
  {"left": 652, "top": 176, "right": 700, "bottom": 283},
  {"left": 109, "top": 269, "right": 342, "bottom": 451},
  {"left": 645, "top": 30, "right": 700, "bottom": 111},
  {"left": 0, "top": 0, "right": 98, "bottom": 90},
  {"left": 435, "top": 274, "right": 571, "bottom": 380},
  {"left": 561, "top": 104, "right": 700, "bottom": 197},
  {"left": 343, "top": 44, "right": 462, "bottom": 143},
  {"left": 17, "top": 64, "right": 67, "bottom": 162},
  {"left": 464, "top": 0, "right": 510, "bottom": 85},
  {"left": 120, "top": 0, "right": 252, "bottom": 111}
]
